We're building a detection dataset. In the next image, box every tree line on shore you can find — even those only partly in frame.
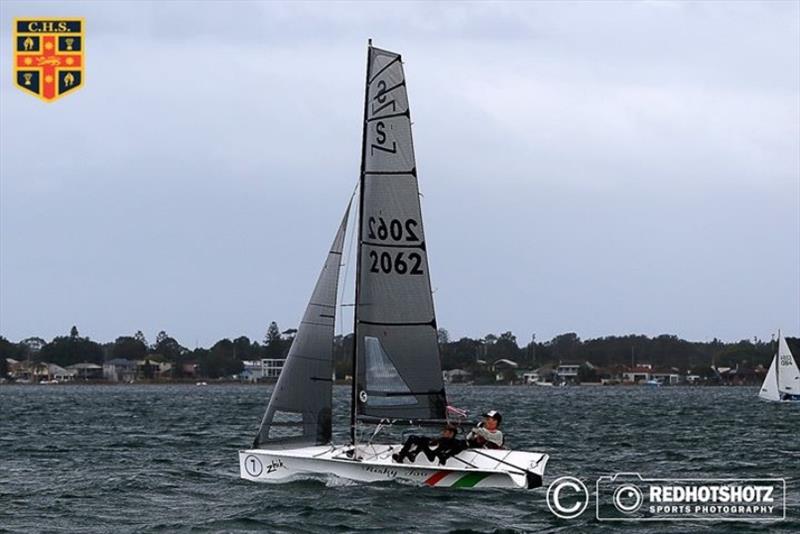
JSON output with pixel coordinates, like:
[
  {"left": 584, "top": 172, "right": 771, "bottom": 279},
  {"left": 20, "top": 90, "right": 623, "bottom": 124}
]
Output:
[{"left": 1, "top": 323, "right": 792, "bottom": 381}]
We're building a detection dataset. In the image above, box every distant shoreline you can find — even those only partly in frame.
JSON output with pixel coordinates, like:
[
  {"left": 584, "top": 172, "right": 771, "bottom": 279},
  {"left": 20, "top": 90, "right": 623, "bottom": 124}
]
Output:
[{"left": 0, "top": 380, "right": 758, "bottom": 388}]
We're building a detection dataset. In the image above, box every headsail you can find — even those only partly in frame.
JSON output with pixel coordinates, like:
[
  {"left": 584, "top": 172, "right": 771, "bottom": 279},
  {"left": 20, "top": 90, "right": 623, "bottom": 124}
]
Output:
[
  {"left": 352, "top": 44, "right": 447, "bottom": 426},
  {"left": 254, "top": 205, "right": 350, "bottom": 448},
  {"left": 759, "top": 354, "right": 779, "bottom": 401},
  {"left": 777, "top": 334, "right": 800, "bottom": 397}
]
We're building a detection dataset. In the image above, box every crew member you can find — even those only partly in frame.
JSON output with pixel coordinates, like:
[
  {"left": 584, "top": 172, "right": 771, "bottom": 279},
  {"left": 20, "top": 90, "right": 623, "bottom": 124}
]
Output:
[
  {"left": 466, "top": 410, "right": 504, "bottom": 449},
  {"left": 393, "top": 424, "right": 464, "bottom": 464}
]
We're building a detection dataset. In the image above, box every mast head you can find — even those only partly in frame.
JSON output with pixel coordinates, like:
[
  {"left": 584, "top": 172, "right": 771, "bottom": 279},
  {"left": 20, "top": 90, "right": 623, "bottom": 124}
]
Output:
[{"left": 368, "top": 38, "right": 372, "bottom": 47}]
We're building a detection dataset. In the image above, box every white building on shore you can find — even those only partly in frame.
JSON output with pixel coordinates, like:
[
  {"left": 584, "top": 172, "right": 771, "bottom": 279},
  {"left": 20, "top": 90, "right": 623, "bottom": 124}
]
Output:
[{"left": 241, "top": 359, "right": 285, "bottom": 382}]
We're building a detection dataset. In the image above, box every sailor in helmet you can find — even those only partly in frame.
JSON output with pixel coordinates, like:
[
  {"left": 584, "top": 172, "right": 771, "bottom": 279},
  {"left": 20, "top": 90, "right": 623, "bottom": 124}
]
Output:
[{"left": 466, "top": 410, "right": 504, "bottom": 449}]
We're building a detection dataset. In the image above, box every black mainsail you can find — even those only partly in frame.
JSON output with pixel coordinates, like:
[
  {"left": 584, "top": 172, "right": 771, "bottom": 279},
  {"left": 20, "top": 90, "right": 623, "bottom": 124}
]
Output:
[
  {"left": 254, "top": 206, "right": 350, "bottom": 448},
  {"left": 352, "top": 43, "right": 447, "bottom": 432}
]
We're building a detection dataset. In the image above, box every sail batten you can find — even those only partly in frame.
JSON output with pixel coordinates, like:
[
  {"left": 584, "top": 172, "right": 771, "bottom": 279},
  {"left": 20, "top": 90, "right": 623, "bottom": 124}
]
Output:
[
  {"left": 254, "top": 205, "right": 350, "bottom": 448},
  {"left": 353, "top": 44, "right": 447, "bottom": 426}
]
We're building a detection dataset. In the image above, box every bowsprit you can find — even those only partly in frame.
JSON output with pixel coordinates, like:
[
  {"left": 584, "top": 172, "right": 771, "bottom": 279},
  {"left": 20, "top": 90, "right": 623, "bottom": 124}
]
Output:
[{"left": 14, "top": 18, "right": 84, "bottom": 102}]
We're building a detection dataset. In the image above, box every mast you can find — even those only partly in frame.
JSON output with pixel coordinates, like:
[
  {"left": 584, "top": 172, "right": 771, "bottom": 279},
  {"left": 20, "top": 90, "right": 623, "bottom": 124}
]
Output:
[
  {"left": 351, "top": 38, "right": 372, "bottom": 446},
  {"left": 776, "top": 329, "right": 781, "bottom": 397}
]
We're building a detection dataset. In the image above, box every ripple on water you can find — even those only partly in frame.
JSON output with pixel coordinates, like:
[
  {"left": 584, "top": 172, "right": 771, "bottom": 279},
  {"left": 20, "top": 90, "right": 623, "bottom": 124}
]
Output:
[{"left": 0, "top": 384, "right": 798, "bottom": 533}]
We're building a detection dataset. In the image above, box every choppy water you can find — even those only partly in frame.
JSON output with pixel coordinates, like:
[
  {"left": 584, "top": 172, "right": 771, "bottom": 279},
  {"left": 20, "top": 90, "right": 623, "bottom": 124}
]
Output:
[{"left": 0, "top": 384, "right": 797, "bottom": 533}]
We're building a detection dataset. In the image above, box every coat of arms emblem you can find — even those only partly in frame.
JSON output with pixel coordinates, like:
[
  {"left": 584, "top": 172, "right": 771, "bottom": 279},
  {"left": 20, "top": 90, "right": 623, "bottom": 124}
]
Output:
[{"left": 14, "top": 18, "right": 84, "bottom": 102}]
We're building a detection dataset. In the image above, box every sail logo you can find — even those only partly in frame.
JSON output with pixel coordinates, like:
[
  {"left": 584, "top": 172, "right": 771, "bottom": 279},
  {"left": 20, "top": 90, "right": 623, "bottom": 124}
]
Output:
[
  {"left": 13, "top": 18, "right": 84, "bottom": 102},
  {"left": 265, "top": 458, "right": 284, "bottom": 474}
]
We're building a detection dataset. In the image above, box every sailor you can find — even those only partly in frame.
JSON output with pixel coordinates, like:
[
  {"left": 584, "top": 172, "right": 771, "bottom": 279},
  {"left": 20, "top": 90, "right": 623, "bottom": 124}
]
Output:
[
  {"left": 466, "top": 410, "right": 504, "bottom": 449},
  {"left": 393, "top": 424, "right": 463, "bottom": 464},
  {"left": 433, "top": 425, "right": 467, "bottom": 465}
]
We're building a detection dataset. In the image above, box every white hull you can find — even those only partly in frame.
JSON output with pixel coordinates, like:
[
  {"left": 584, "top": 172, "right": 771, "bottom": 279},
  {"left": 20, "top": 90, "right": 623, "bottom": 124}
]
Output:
[{"left": 239, "top": 444, "right": 548, "bottom": 489}]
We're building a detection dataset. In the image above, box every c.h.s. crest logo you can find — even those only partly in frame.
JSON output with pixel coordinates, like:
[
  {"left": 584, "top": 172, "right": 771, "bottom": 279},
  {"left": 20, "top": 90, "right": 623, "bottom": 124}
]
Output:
[{"left": 14, "top": 18, "right": 84, "bottom": 102}]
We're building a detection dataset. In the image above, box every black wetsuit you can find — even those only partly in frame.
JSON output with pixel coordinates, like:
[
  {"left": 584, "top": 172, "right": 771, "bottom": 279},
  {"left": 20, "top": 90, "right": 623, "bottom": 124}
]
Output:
[
  {"left": 396, "top": 436, "right": 467, "bottom": 463},
  {"left": 435, "top": 437, "right": 468, "bottom": 462}
]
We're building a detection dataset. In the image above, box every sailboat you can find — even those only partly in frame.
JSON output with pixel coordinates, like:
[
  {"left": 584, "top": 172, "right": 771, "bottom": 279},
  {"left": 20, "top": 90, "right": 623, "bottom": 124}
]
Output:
[
  {"left": 238, "top": 42, "right": 549, "bottom": 489},
  {"left": 758, "top": 332, "right": 800, "bottom": 402}
]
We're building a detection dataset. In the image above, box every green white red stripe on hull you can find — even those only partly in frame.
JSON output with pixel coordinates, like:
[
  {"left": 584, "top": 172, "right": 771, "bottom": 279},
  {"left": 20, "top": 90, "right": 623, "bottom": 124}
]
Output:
[
  {"left": 423, "top": 469, "right": 493, "bottom": 488},
  {"left": 239, "top": 444, "right": 548, "bottom": 490}
]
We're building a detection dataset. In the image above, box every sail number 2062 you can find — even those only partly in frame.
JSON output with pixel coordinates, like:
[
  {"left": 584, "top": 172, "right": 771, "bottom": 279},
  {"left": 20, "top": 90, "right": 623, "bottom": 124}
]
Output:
[
  {"left": 368, "top": 217, "right": 419, "bottom": 242},
  {"left": 369, "top": 251, "right": 423, "bottom": 275},
  {"left": 367, "top": 217, "right": 424, "bottom": 275}
]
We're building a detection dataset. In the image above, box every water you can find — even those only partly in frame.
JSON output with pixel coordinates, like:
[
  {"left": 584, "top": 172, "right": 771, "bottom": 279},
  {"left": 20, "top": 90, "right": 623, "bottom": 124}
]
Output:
[{"left": 1, "top": 384, "right": 797, "bottom": 533}]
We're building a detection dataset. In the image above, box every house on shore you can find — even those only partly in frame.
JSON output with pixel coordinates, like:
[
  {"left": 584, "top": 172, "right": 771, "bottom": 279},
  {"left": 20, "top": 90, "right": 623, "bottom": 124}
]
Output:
[
  {"left": 716, "top": 365, "right": 760, "bottom": 386},
  {"left": 8, "top": 361, "right": 76, "bottom": 382},
  {"left": 103, "top": 359, "right": 136, "bottom": 382},
  {"left": 493, "top": 359, "right": 519, "bottom": 382},
  {"left": 622, "top": 366, "right": 653, "bottom": 384},
  {"left": 67, "top": 362, "right": 103, "bottom": 380},
  {"left": 650, "top": 370, "right": 681, "bottom": 385},
  {"left": 241, "top": 358, "right": 286, "bottom": 382},
  {"left": 521, "top": 367, "right": 559, "bottom": 385},
  {"left": 443, "top": 369, "right": 472, "bottom": 384},
  {"left": 556, "top": 361, "right": 596, "bottom": 384},
  {"left": 521, "top": 370, "right": 542, "bottom": 384},
  {"left": 47, "top": 363, "right": 75, "bottom": 382}
]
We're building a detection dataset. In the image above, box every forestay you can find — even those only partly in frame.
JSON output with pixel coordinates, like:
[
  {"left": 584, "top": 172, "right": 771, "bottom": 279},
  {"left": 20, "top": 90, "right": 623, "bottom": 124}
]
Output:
[
  {"left": 354, "top": 45, "right": 447, "bottom": 423},
  {"left": 254, "top": 206, "right": 350, "bottom": 448}
]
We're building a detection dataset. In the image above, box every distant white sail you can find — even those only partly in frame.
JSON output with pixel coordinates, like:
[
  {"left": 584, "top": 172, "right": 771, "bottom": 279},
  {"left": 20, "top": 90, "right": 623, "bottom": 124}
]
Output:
[
  {"left": 759, "top": 355, "right": 779, "bottom": 401},
  {"left": 777, "top": 335, "right": 800, "bottom": 397}
]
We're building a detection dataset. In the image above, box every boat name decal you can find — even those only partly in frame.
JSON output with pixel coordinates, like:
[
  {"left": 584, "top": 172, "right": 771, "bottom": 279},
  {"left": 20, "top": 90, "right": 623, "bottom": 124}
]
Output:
[
  {"left": 364, "top": 465, "right": 398, "bottom": 478},
  {"left": 265, "top": 458, "right": 284, "bottom": 474}
]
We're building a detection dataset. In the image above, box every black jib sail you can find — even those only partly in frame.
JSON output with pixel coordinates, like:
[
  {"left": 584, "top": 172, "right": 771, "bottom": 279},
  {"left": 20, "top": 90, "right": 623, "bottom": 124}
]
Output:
[
  {"left": 254, "top": 205, "right": 350, "bottom": 448},
  {"left": 352, "top": 43, "right": 447, "bottom": 430}
]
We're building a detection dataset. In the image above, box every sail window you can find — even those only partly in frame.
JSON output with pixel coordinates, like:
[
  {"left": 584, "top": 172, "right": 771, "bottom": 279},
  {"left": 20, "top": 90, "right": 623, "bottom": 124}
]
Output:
[
  {"left": 267, "top": 411, "right": 305, "bottom": 440},
  {"left": 364, "top": 336, "right": 417, "bottom": 406}
]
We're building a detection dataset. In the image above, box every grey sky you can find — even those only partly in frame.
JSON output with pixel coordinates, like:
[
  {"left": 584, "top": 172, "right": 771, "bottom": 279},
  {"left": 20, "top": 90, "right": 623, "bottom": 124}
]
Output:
[{"left": 1, "top": 1, "right": 798, "bottom": 347}]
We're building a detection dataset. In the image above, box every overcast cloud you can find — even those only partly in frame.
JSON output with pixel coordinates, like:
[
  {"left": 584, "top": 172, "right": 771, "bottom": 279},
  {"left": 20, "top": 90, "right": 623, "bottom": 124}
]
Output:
[{"left": 1, "top": 1, "right": 798, "bottom": 347}]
